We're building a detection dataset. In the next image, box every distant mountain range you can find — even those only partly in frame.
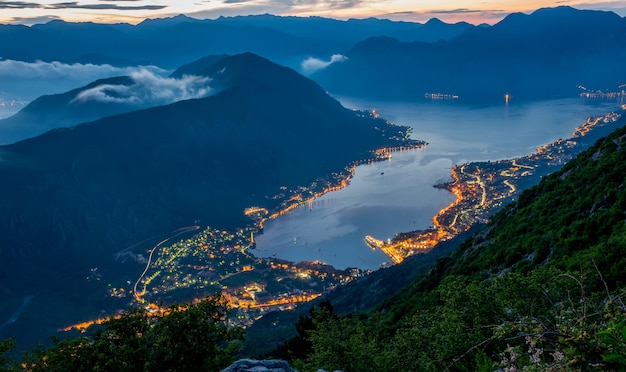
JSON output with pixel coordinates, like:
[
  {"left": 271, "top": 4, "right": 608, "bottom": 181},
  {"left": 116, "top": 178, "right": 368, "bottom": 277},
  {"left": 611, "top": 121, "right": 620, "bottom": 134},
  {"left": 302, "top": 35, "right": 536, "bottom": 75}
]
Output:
[
  {"left": 0, "top": 14, "right": 474, "bottom": 69},
  {"left": 0, "top": 53, "right": 417, "bottom": 343},
  {"left": 2, "top": 6, "right": 624, "bottom": 104},
  {"left": 0, "top": 13, "right": 478, "bottom": 139},
  {"left": 313, "top": 6, "right": 626, "bottom": 102},
  {"left": 5, "top": 6, "right": 626, "bottom": 144}
]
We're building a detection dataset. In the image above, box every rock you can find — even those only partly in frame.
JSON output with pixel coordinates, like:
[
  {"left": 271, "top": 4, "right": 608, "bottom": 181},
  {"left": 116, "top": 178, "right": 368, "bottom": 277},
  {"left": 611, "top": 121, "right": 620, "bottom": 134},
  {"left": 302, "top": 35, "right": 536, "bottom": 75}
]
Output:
[{"left": 220, "top": 359, "right": 298, "bottom": 372}]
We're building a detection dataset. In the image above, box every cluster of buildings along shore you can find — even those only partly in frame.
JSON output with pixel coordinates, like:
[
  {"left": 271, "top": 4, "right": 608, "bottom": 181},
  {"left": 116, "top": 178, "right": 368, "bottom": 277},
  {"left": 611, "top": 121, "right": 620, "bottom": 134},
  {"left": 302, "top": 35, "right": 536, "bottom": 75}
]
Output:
[{"left": 367, "top": 109, "right": 623, "bottom": 263}]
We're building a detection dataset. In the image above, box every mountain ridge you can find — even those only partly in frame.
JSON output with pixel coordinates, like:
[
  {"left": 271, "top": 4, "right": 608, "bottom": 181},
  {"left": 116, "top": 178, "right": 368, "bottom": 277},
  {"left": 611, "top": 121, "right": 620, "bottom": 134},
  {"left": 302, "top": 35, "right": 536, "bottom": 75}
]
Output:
[
  {"left": 0, "top": 14, "right": 474, "bottom": 69},
  {"left": 312, "top": 6, "right": 626, "bottom": 102}
]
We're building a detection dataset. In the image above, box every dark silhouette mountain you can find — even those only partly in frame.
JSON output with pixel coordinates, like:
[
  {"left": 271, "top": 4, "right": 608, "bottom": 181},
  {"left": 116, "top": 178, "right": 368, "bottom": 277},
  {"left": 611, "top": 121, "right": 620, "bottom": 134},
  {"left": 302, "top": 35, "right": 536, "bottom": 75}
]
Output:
[
  {"left": 0, "top": 53, "right": 416, "bottom": 343},
  {"left": 0, "top": 15, "right": 475, "bottom": 69},
  {"left": 313, "top": 6, "right": 626, "bottom": 102},
  {"left": 0, "top": 76, "right": 140, "bottom": 145}
]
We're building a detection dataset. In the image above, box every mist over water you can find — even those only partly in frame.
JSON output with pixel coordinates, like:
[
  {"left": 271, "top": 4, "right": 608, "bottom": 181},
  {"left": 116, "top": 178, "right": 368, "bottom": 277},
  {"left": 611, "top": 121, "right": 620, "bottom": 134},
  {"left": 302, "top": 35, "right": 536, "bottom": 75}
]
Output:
[{"left": 254, "top": 97, "right": 622, "bottom": 270}]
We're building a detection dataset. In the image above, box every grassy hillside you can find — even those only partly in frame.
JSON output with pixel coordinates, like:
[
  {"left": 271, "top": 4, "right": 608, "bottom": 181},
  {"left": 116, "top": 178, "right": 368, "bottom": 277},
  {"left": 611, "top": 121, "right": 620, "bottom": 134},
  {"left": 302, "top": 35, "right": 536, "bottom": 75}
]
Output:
[{"left": 279, "top": 122, "right": 626, "bottom": 371}]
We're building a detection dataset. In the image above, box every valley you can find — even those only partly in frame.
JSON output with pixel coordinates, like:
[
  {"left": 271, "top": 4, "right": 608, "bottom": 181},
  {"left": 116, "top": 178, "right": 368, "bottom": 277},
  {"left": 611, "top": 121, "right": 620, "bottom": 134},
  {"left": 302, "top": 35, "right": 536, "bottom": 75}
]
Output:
[{"left": 57, "top": 98, "right": 625, "bottom": 338}]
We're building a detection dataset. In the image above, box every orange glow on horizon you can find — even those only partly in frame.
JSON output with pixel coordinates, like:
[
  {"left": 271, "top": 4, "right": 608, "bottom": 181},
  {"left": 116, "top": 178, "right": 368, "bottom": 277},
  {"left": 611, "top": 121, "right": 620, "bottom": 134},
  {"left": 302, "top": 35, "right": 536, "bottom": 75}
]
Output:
[{"left": 3, "top": 1, "right": 625, "bottom": 26}]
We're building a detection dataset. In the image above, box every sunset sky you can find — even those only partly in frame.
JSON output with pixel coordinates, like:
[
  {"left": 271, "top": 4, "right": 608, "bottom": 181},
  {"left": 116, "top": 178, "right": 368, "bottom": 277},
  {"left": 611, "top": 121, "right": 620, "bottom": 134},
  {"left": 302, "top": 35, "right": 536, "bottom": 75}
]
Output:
[{"left": 1, "top": 0, "right": 626, "bottom": 25}]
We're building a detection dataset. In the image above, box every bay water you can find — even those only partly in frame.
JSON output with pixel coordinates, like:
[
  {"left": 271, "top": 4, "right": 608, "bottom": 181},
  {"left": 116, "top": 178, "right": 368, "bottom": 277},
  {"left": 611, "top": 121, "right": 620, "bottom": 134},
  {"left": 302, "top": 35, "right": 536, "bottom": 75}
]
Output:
[{"left": 253, "top": 97, "right": 623, "bottom": 270}]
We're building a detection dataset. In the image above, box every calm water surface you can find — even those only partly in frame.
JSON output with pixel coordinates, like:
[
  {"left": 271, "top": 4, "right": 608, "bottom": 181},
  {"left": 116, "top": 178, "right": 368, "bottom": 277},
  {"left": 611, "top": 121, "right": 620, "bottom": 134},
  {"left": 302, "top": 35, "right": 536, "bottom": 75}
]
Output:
[{"left": 254, "top": 98, "right": 622, "bottom": 270}]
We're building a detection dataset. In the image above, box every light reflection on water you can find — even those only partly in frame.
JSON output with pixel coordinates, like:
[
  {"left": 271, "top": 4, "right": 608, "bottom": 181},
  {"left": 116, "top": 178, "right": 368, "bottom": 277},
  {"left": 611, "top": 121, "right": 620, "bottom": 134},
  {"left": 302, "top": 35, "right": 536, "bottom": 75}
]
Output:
[{"left": 254, "top": 98, "right": 622, "bottom": 270}]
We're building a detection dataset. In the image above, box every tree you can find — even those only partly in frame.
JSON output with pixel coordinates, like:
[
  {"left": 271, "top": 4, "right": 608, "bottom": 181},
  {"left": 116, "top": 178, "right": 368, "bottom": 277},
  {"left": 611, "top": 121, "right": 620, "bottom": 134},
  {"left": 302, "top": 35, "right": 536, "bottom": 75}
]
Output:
[
  {"left": 276, "top": 300, "right": 337, "bottom": 362},
  {"left": 21, "top": 294, "right": 243, "bottom": 371},
  {"left": 145, "top": 294, "right": 243, "bottom": 371},
  {"left": 0, "top": 338, "right": 18, "bottom": 372}
]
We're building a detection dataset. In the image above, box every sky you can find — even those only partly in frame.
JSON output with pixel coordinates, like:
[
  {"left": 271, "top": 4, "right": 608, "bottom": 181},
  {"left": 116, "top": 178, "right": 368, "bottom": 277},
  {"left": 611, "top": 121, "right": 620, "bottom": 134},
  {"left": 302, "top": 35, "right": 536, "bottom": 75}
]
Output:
[{"left": 1, "top": 0, "right": 626, "bottom": 25}]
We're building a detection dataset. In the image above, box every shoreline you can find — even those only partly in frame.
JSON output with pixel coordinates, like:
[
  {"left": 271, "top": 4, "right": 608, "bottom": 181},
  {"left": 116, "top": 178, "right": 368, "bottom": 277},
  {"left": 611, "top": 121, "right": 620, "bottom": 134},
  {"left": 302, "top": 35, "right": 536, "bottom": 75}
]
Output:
[
  {"left": 369, "top": 109, "right": 625, "bottom": 264},
  {"left": 246, "top": 140, "right": 428, "bottom": 232}
]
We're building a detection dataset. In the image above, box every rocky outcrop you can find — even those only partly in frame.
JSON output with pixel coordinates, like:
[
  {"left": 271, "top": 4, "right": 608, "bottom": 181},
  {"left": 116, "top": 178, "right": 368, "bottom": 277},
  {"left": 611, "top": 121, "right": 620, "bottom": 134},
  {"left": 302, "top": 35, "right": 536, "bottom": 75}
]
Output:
[{"left": 220, "top": 359, "right": 298, "bottom": 372}]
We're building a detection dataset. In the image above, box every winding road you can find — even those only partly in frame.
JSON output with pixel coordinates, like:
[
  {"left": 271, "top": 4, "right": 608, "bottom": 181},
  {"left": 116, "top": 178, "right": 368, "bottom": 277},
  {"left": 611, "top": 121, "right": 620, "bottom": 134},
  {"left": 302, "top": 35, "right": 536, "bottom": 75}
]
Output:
[{"left": 132, "top": 225, "right": 200, "bottom": 302}]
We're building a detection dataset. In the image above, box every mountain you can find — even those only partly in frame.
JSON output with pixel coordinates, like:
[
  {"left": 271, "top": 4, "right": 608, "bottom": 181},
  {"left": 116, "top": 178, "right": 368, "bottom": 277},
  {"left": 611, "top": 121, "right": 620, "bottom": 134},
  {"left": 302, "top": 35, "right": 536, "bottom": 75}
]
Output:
[
  {"left": 267, "top": 114, "right": 626, "bottom": 371},
  {"left": 0, "top": 60, "right": 218, "bottom": 145},
  {"left": 0, "top": 52, "right": 417, "bottom": 346},
  {"left": 0, "top": 15, "right": 474, "bottom": 70},
  {"left": 211, "top": 14, "right": 473, "bottom": 45},
  {"left": 0, "top": 76, "right": 139, "bottom": 145},
  {"left": 313, "top": 6, "right": 626, "bottom": 102}
]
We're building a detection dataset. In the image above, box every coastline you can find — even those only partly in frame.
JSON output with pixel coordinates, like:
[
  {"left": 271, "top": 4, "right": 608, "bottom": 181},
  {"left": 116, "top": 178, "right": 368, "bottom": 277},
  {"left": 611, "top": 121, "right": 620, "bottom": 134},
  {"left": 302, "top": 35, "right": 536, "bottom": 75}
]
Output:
[
  {"left": 369, "top": 109, "right": 625, "bottom": 264},
  {"left": 247, "top": 140, "right": 428, "bottom": 232}
]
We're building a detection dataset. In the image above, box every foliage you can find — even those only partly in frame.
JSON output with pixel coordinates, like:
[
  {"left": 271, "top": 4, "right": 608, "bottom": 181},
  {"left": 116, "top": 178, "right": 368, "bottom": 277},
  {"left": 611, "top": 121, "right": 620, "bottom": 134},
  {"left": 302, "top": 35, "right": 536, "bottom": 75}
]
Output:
[
  {"left": 270, "top": 300, "right": 337, "bottom": 361},
  {"left": 0, "top": 338, "right": 18, "bottom": 372},
  {"left": 598, "top": 298, "right": 626, "bottom": 369},
  {"left": 17, "top": 294, "right": 243, "bottom": 371},
  {"left": 490, "top": 272, "right": 625, "bottom": 371}
]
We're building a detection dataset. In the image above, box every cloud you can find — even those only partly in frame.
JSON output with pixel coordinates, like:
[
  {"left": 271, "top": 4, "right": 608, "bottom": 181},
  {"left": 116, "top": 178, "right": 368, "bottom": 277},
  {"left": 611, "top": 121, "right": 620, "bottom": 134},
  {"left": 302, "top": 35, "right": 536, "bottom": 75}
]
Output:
[
  {"left": 571, "top": 1, "right": 626, "bottom": 12},
  {"left": 284, "top": 0, "right": 361, "bottom": 10},
  {"left": 72, "top": 69, "right": 211, "bottom": 105},
  {"left": 6, "top": 15, "right": 61, "bottom": 24},
  {"left": 0, "top": 1, "right": 166, "bottom": 10},
  {"left": 0, "top": 59, "right": 169, "bottom": 100},
  {"left": 428, "top": 8, "right": 496, "bottom": 15},
  {"left": 0, "top": 1, "right": 41, "bottom": 8},
  {"left": 301, "top": 54, "right": 347, "bottom": 75},
  {"left": 189, "top": 0, "right": 362, "bottom": 19},
  {"left": 45, "top": 2, "right": 167, "bottom": 10},
  {"left": 0, "top": 59, "right": 164, "bottom": 80}
]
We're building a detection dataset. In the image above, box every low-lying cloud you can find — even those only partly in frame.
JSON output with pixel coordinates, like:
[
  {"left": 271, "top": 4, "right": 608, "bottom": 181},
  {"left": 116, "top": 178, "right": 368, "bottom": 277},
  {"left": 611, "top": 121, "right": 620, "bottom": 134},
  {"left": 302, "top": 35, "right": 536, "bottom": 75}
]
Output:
[
  {"left": 0, "top": 59, "right": 167, "bottom": 99},
  {"left": 301, "top": 54, "right": 348, "bottom": 75},
  {"left": 72, "top": 69, "right": 211, "bottom": 105},
  {"left": 0, "top": 59, "right": 163, "bottom": 80}
]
